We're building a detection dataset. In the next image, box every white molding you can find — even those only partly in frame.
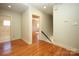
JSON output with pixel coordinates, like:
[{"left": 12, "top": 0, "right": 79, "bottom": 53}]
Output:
[
  {"left": 22, "top": 38, "right": 32, "bottom": 44},
  {"left": 51, "top": 37, "right": 79, "bottom": 53},
  {"left": 52, "top": 41, "right": 79, "bottom": 53},
  {"left": 42, "top": 36, "right": 79, "bottom": 53}
]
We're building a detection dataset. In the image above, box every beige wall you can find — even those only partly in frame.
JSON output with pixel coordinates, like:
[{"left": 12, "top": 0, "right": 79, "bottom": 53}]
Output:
[
  {"left": 31, "top": 7, "right": 53, "bottom": 42},
  {"left": 53, "top": 4, "right": 79, "bottom": 50},
  {"left": 21, "top": 6, "right": 32, "bottom": 44},
  {"left": 0, "top": 9, "right": 21, "bottom": 40}
]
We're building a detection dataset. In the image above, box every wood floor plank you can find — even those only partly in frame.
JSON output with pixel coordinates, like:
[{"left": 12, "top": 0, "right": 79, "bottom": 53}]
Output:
[
  {"left": 0, "top": 32, "right": 79, "bottom": 56},
  {"left": 0, "top": 39, "right": 79, "bottom": 56}
]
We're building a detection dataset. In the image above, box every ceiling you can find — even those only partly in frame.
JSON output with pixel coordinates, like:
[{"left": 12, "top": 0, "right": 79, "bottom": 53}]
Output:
[
  {"left": 28, "top": 3, "right": 54, "bottom": 15},
  {"left": 0, "top": 3, "right": 28, "bottom": 13},
  {"left": 0, "top": 3, "right": 56, "bottom": 15}
]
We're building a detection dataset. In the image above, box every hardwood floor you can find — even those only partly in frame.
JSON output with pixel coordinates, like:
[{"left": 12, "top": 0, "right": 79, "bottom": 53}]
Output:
[
  {"left": 32, "top": 32, "right": 39, "bottom": 43},
  {"left": 0, "top": 32, "right": 79, "bottom": 56},
  {"left": 0, "top": 39, "right": 79, "bottom": 56}
]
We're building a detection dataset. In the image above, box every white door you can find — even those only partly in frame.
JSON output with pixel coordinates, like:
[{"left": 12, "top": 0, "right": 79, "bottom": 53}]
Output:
[{"left": 0, "top": 15, "right": 11, "bottom": 43}]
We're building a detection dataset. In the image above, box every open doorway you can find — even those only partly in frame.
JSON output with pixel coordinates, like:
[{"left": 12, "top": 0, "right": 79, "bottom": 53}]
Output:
[
  {"left": 32, "top": 15, "right": 40, "bottom": 43},
  {"left": 0, "top": 15, "right": 11, "bottom": 43}
]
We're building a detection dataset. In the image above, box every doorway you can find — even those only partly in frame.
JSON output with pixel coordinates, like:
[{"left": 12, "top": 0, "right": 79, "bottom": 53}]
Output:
[
  {"left": 0, "top": 15, "right": 11, "bottom": 43},
  {"left": 32, "top": 15, "right": 40, "bottom": 43}
]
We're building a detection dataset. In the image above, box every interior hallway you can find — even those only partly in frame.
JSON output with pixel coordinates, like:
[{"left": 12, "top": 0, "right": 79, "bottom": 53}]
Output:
[{"left": 0, "top": 3, "right": 79, "bottom": 56}]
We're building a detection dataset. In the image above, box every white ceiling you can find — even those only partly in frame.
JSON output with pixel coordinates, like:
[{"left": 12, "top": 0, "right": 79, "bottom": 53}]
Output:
[
  {"left": 28, "top": 3, "right": 54, "bottom": 15},
  {"left": 0, "top": 3, "right": 28, "bottom": 13},
  {"left": 0, "top": 3, "right": 56, "bottom": 15}
]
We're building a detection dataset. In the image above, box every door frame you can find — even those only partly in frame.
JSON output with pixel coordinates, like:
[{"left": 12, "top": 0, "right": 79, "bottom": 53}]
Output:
[
  {"left": 0, "top": 15, "right": 12, "bottom": 42},
  {"left": 32, "top": 14, "right": 40, "bottom": 42}
]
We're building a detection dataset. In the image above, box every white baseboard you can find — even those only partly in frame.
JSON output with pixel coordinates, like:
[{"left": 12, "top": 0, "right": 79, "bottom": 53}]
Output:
[
  {"left": 53, "top": 41, "right": 79, "bottom": 53},
  {"left": 51, "top": 37, "right": 79, "bottom": 53},
  {"left": 42, "top": 36, "right": 79, "bottom": 53},
  {"left": 22, "top": 38, "right": 32, "bottom": 44}
]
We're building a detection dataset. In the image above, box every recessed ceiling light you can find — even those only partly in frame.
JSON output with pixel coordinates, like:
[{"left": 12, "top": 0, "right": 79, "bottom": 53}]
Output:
[
  {"left": 43, "top": 6, "right": 46, "bottom": 9},
  {"left": 8, "top": 5, "right": 11, "bottom": 8}
]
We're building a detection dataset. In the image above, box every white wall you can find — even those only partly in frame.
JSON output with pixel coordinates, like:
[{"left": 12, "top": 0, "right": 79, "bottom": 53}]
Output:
[
  {"left": 31, "top": 7, "right": 53, "bottom": 42},
  {"left": 40, "top": 14, "right": 53, "bottom": 42},
  {"left": 53, "top": 4, "right": 79, "bottom": 50},
  {"left": 21, "top": 6, "right": 32, "bottom": 44},
  {"left": 0, "top": 9, "right": 21, "bottom": 40}
]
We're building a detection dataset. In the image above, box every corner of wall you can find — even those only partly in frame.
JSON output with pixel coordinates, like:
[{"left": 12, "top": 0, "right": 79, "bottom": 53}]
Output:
[{"left": 22, "top": 38, "right": 32, "bottom": 44}]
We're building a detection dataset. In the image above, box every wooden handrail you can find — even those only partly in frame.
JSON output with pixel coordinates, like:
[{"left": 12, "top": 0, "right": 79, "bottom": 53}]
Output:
[{"left": 41, "top": 31, "right": 52, "bottom": 42}]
